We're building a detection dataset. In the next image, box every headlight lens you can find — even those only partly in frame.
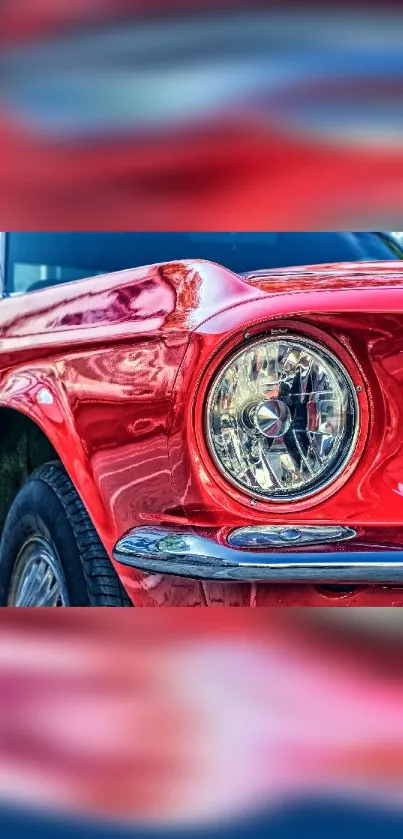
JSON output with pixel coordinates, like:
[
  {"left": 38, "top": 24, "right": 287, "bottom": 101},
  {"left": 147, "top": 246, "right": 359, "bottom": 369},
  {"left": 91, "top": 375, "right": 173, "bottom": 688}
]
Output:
[{"left": 206, "top": 336, "right": 359, "bottom": 501}]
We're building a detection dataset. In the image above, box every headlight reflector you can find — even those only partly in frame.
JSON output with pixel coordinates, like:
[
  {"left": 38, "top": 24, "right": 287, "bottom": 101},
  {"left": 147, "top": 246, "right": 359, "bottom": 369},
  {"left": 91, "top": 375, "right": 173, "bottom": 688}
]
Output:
[{"left": 206, "top": 336, "right": 359, "bottom": 501}]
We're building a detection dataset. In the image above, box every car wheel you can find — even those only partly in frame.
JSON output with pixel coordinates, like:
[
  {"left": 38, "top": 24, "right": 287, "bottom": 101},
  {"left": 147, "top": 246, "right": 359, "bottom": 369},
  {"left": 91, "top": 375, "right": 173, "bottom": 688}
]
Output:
[{"left": 0, "top": 461, "right": 131, "bottom": 606}]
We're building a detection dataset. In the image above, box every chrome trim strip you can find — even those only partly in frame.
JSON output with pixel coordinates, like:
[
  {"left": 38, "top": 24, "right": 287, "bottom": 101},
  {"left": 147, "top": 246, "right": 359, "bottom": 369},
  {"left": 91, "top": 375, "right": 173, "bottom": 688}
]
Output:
[
  {"left": 113, "top": 526, "right": 403, "bottom": 583},
  {"left": 228, "top": 524, "right": 356, "bottom": 548}
]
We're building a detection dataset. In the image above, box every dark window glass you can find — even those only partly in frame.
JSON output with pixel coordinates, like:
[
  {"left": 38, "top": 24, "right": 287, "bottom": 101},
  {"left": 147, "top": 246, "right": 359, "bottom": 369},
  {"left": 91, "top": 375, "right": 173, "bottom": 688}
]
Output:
[{"left": 5, "top": 232, "right": 402, "bottom": 294}]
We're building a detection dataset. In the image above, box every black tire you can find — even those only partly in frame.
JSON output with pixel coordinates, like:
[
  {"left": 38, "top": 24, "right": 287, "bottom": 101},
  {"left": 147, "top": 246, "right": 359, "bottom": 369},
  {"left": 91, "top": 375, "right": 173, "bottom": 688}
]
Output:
[{"left": 0, "top": 461, "right": 131, "bottom": 606}]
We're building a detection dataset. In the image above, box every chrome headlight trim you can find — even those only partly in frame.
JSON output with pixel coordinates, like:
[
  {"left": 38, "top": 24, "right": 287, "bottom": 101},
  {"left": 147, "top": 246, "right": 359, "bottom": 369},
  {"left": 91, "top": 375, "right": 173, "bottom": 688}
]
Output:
[{"left": 205, "top": 335, "right": 360, "bottom": 502}]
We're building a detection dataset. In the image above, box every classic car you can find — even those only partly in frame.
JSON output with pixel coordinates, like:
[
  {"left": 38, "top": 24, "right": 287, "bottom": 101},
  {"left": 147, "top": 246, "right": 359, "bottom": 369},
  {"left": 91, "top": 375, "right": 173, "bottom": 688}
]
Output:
[{"left": 1, "top": 231, "right": 403, "bottom": 607}]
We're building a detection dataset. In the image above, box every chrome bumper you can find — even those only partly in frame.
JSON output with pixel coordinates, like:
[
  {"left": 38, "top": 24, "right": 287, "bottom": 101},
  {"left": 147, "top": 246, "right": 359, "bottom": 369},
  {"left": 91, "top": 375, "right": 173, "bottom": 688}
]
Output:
[{"left": 113, "top": 526, "right": 403, "bottom": 584}]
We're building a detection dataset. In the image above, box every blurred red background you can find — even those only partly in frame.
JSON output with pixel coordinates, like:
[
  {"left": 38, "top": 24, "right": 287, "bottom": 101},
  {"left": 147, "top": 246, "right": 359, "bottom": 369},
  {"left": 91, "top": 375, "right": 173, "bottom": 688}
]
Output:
[
  {"left": 1, "top": 609, "right": 403, "bottom": 829},
  {"left": 0, "top": 2, "right": 402, "bottom": 229}
]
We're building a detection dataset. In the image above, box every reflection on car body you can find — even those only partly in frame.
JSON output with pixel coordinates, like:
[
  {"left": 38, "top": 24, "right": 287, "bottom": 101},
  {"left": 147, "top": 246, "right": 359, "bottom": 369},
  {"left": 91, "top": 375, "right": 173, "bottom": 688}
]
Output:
[{"left": 0, "top": 232, "right": 402, "bottom": 606}]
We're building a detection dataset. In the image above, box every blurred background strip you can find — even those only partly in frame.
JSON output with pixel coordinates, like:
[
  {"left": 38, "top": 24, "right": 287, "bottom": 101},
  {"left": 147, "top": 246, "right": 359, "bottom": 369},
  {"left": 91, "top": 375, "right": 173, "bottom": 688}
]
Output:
[
  {"left": 1, "top": 609, "right": 403, "bottom": 832},
  {"left": 0, "top": 3, "right": 403, "bottom": 228}
]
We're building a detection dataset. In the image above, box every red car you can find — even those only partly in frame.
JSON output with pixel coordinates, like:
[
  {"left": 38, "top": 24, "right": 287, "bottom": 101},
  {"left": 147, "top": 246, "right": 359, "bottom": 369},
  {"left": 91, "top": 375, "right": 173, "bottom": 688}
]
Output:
[{"left": 1, "top": 231, "right": 403, "bottom": 607}]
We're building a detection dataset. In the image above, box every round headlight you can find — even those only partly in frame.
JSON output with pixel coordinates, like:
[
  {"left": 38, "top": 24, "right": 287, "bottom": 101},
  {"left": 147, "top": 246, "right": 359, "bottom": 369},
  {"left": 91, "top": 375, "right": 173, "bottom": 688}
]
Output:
[{"left": 205, "top": 336, "right": 359, "bottom": 501}]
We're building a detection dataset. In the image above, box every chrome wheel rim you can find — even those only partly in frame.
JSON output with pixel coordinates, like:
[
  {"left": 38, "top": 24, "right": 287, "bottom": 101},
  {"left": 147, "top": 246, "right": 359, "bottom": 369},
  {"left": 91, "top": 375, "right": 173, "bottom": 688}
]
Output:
[{"left": 8, "top": 536, "right": 69, "bottom": 607}]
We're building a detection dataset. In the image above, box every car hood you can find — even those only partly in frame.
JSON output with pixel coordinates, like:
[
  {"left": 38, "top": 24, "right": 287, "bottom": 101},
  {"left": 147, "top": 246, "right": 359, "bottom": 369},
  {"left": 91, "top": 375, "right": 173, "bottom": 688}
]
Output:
[{"left": 240, "top": 259, "right": 403, "bottom": 293}]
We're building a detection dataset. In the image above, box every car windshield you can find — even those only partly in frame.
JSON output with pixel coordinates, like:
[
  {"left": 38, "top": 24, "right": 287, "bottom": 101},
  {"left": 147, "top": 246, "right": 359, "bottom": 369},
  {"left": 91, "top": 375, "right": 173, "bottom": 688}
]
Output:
[{"left": 4, "top": 232, "right": 403, "bottom": 294}]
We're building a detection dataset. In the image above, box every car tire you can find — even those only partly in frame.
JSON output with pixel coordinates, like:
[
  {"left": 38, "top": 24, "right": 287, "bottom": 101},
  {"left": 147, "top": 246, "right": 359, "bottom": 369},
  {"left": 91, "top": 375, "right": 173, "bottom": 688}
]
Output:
[{"left": 0, "top": 461, "right": 131, "bottom": 606}]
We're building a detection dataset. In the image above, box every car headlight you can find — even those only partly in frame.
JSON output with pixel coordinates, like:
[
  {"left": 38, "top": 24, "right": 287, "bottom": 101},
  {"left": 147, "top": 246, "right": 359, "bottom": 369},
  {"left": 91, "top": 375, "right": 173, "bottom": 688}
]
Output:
[{"left": 205, "top": 335, "right": 359, "bottom": 501}]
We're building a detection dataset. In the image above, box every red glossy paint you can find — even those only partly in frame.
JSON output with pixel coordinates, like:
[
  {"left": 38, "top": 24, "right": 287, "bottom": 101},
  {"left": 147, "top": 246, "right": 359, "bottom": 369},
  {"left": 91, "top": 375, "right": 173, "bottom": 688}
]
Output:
[{"left": 2, "top": 259, "right": 403, "bottom": 606}]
